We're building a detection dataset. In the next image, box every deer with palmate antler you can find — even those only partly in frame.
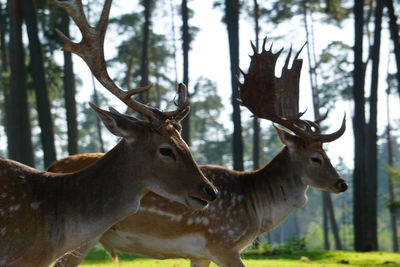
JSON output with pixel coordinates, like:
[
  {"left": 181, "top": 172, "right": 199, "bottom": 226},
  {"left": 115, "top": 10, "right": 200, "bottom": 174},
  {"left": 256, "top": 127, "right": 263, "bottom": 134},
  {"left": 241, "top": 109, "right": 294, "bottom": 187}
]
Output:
[
  {"left": 51, "top": 39, "right": 347, "bottom": 267},
  {"left": 0, "top": 0, "right": 217, "bottom": 266}
]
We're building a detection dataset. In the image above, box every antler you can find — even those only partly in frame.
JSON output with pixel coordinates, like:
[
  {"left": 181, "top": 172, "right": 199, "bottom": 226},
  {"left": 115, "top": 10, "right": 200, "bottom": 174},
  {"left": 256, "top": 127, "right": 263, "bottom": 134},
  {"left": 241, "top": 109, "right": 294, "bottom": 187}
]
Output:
[
  {"left": 239, "top": 38, "right": 345, "bottom": 143},
  {"left": 55, "top": 0, "right": 189, "bottom": 123}
]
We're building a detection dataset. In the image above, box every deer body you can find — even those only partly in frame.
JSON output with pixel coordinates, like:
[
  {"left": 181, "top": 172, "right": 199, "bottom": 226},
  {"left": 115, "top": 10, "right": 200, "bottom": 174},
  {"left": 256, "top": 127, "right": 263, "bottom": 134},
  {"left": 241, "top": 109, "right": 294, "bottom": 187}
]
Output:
[
  {"left": 0, "top": 143, "right": 144, "bottom": 266},
  {"left": 101, "top": 150, "right": 309, "bottom": 265},
  {"left": 51, "top": 132, "right": 347, "bottom": 267}
]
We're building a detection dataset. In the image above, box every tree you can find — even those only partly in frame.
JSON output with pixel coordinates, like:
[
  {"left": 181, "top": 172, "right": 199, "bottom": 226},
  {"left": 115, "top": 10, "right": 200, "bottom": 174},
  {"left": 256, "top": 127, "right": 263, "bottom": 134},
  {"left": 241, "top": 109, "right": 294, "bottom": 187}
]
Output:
[
  {"left": 0, "top": 2, "right": 10, "bottom": 145},
  {"left": 352, "top": 0, "right": 369, "bottom": 252},
  {"left": 21, "top": 0, "right": 57, "bottom": 167},
  {"left": 190, "top": 77, "right": 230, "bottom": 165},
  {"left": 385, "top": 0, "right": 400, "bottom": 96},
  {"left": 225, "top": 0, "right": 243, "bottom": 170},
  {"left": 385, "top": 86, "right": 399, "bottom": 252},
  {"left": 59, "top": 9, "right": 79, "bottom": 155},
  {"left": 252, "top": 0, "right": 261, "bottom": 171},
  {"left": 139, "top": 0, "right": 154, "bottom": 103},
  {"left": 7, "top": 0, "right": 34, "bottom": 166},
  {"left": 181, "top": 0, "right": 191, "bottom": 144},
  {"left": 363, "top": 0, "right": 383, "bottom": 251}
]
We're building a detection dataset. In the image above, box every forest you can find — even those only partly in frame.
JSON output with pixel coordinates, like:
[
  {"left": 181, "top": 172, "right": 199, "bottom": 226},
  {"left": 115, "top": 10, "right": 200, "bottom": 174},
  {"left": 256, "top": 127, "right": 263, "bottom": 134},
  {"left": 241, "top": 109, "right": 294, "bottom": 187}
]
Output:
[{"left": 0, "top": 0, "right": 400, "bottom": 258}]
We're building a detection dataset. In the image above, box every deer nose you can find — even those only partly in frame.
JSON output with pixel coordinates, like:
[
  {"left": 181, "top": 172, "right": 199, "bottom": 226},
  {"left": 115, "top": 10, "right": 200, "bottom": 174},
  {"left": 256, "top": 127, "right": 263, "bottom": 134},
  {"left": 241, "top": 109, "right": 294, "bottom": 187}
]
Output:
[
  {"left": 202, "top": 183, "right": 218, "bottom": 201},
  {"left": 336, "top": 179, "right": 348, "bottom": 192}
]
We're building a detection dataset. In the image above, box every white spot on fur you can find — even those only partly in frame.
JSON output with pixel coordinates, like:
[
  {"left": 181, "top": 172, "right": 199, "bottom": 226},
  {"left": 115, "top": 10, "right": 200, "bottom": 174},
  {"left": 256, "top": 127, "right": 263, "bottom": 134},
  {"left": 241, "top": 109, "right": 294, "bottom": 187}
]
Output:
[
  {"left": 0, "top": 209, "right": 5, "bottom": 216},
  {"left": 9, "top": 204, "right": 21, "bottom": 212},
  {"left": 202, "top": 217, "right": 209, "bottom": 226},
  {"left": 140, "top": 207, "right": 182, "bottom": 221},
  {"left": 0, "top": 227, "right": 6, "bottom": 236},
  {"left": 0, "top": 192, "right": 7, "bottom": 198},
  {"left": 218, "top": 199, "right": 223, "bottom": 209},
  {"left": 237, "top": 195, "right": 244, "bottom": 202},
  {"left": 30, "top": 202, "right": 41, "bottom": 210},
  {"left": 195, "top": 217, "right": 202, "bottom": 224},
  {"left": 228, "top": 230, "right": 234, "bottom": 236},
  {"left": 187, "top": 218, "right": 193, "bottom": 225}
]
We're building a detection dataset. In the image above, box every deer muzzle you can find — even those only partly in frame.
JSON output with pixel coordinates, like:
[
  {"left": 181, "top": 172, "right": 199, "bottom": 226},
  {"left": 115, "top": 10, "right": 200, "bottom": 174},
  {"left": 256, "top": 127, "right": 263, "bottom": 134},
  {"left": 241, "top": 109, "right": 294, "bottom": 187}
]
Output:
[{"left": 335, "top": 179, "right": 348, "bottom": 192}]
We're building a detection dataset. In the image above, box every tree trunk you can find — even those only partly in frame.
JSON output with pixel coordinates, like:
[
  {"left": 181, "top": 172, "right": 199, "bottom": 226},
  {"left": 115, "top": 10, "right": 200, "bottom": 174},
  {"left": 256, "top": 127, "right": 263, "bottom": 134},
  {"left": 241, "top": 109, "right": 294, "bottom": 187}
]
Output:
[
  {"left": 60, "top": 10, "right": 79, "bottom": 156},
  {"left": 364, "top": 0, "right": 383, "bottom": 251},
  {"left": 20, "top": 0, "right": 57, "bottom": 167},
  {"left": 91, "top": 75, "right": 105, "bottom": 153},
  {"left": 140, "top": 0, "right": 152, "bottom": 104},
  {"left": 181, "top": 0, "right": 191, "bottom": 145},
  {"left": 252, "top": 0, "right": 260, "bottom": 170},
  {"left": 386, "top": 83, "right": 398, "bottom": 251},
  {"left": 385, "top": 0, "right": 400, "bottom": 96},
  {"left": 7, "top": 0, "right": 34, "bottom": 166},
  {"left": 327, "top": 193, "right": 342, "bottom": 250},
  {"left": 353, "top": 0, "right": 368, "bottom": 252},
  {"left": 322, "top": 193, "right": 330, "bottom": 250},
  {"left": 0, "top": 2, "right": 10, "bottom": 146},
  {"left": 225, "top": 0, "right": 243, "bottom": 171}
]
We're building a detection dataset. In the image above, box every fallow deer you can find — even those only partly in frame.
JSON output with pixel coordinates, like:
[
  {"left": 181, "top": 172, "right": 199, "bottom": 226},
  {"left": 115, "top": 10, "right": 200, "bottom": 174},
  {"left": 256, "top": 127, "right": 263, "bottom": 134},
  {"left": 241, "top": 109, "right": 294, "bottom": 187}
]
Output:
[
  {"left": 50, "top": 40, "right": 347, "bottom": 267},
  {"left": 0, "top": 0, "right": 217, "bottom": 266}
]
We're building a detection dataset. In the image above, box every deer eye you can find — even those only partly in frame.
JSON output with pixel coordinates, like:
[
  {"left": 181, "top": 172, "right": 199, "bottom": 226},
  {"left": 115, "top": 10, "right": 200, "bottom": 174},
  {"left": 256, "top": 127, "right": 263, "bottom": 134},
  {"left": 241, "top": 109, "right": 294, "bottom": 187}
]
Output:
[
  {"left": 310, "top": 153, "right": 323, "bottom": 165},
  {"left": 159, "top": 147, "right": 176, "bottom": 160}
]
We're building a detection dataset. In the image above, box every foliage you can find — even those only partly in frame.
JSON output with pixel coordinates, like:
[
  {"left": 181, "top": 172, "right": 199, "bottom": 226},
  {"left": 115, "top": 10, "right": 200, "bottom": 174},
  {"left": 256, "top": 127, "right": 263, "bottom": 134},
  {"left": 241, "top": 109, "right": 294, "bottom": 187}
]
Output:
[
  {"left": 383, "top": 164, "right": 400, "bottom": 211},
  {"left": 190, "top": 77, "right": 231, "bottom": 165},
  {"left": 256, "top": 0, "right": 352, "bottom": 26},
  {"left": 317, "top": 41, "right": 353, "bottom": 107},
  {"left": 108, "top": 12, "right": 175, "bottom": 108}
]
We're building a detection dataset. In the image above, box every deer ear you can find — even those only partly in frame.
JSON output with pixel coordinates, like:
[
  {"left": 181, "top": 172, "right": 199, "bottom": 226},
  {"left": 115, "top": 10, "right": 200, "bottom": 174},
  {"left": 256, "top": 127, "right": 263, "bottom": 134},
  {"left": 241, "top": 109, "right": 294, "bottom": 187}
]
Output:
[
  {"left": 90, "top": 103, "right": 143, "bottom": 138},
  {"left": 274, "top": 125, "right": 298, "bottom": 148}
]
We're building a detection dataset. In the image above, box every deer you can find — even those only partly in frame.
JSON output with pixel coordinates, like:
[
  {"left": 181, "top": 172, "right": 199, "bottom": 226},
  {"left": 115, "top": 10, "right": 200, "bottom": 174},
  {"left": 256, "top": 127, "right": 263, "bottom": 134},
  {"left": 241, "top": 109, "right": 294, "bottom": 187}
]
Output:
[
  {"left": 0, "top": 0, "right": 218, "bottom": 266},
  {"left": 50, "top": 39, "right": 348, "bottom": 267}
]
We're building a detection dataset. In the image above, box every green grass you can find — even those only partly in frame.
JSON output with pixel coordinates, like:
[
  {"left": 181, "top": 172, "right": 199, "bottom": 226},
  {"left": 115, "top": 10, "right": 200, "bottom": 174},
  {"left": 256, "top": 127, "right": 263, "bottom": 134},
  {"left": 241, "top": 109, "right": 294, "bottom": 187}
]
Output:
[{"left": 79, "top": 249, "right": 400, "bottom": 266}]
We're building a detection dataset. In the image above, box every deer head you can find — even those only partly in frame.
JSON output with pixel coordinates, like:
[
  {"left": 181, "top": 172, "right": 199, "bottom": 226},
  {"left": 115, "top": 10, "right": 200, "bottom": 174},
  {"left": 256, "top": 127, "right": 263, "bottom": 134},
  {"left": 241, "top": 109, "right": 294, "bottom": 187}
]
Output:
[
  {"left": 55, "top": 0, "right": 217, "bottom": 207},
  {"left": 239, "top": 38, "right": 347, "bottom": 193}
]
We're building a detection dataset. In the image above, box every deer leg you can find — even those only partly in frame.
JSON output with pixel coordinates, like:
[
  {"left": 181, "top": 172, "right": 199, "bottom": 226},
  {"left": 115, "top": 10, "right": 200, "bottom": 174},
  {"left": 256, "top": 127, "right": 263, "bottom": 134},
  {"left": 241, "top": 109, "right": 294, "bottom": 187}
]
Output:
[
  {"left": 191, "top": 259, "right": 211, "bottom": 267},
  {"left": 53, "top": 238, "right": 98, "bottom": 267},
  {"left": 214, "top": 252, "right": 246, "bottom": 267}
]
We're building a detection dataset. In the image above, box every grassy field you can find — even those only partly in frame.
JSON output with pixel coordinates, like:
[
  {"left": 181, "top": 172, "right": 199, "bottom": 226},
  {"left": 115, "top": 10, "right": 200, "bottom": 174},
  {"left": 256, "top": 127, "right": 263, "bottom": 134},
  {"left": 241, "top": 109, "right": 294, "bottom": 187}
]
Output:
[{"left": 78, "top": 249, "right": 400, "bottom": 267}]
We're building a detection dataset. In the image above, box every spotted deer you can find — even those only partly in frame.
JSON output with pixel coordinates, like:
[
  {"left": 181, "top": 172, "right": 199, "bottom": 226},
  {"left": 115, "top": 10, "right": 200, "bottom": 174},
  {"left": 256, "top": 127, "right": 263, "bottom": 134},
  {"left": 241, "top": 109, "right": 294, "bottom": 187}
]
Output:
[
  {"left": 0, "top": 0, "right": 217, "bottom": 266},
  {"left": 50, "top": 40, "right": 347, "bottom": 267}
]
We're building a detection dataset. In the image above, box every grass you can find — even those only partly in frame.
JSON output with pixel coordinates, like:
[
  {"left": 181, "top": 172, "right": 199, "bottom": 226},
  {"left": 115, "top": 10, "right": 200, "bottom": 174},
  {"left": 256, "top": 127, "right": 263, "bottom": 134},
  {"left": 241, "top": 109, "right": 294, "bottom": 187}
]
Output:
[{"left": 78, "top": 248, "right": 400, "bottom": 267}]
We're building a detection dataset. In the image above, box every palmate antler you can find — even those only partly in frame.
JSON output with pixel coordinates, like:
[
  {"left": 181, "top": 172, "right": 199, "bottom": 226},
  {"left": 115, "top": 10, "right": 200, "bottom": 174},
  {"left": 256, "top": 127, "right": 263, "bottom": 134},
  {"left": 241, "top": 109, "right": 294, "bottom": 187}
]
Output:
[
  {"left": 239, "top": 38, "right": 345, "bottom": 143},
  {"left": 55, "top": 0, "right": 189, "bottom": 123}
]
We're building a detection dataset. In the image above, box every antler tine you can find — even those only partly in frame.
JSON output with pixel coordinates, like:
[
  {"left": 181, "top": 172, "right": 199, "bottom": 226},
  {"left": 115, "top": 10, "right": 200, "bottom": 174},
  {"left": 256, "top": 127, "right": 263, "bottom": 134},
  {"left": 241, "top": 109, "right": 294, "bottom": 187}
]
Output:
[
  {"left": 162, "top": 83, "right": 191, "bottom": 123},
  {"left": 55, "top": 0, "right": 160, "bottom": 121}
]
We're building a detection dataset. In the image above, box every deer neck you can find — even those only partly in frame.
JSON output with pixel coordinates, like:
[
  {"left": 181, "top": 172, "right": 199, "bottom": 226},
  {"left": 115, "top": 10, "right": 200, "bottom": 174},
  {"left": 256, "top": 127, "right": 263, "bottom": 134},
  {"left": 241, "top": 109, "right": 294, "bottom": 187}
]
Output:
[
  {"left": 38, "top": 140, "right": 147, "bottom": 253},
  {"left": 248, "top": 147, "right": 308, "bottom": 233}
]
